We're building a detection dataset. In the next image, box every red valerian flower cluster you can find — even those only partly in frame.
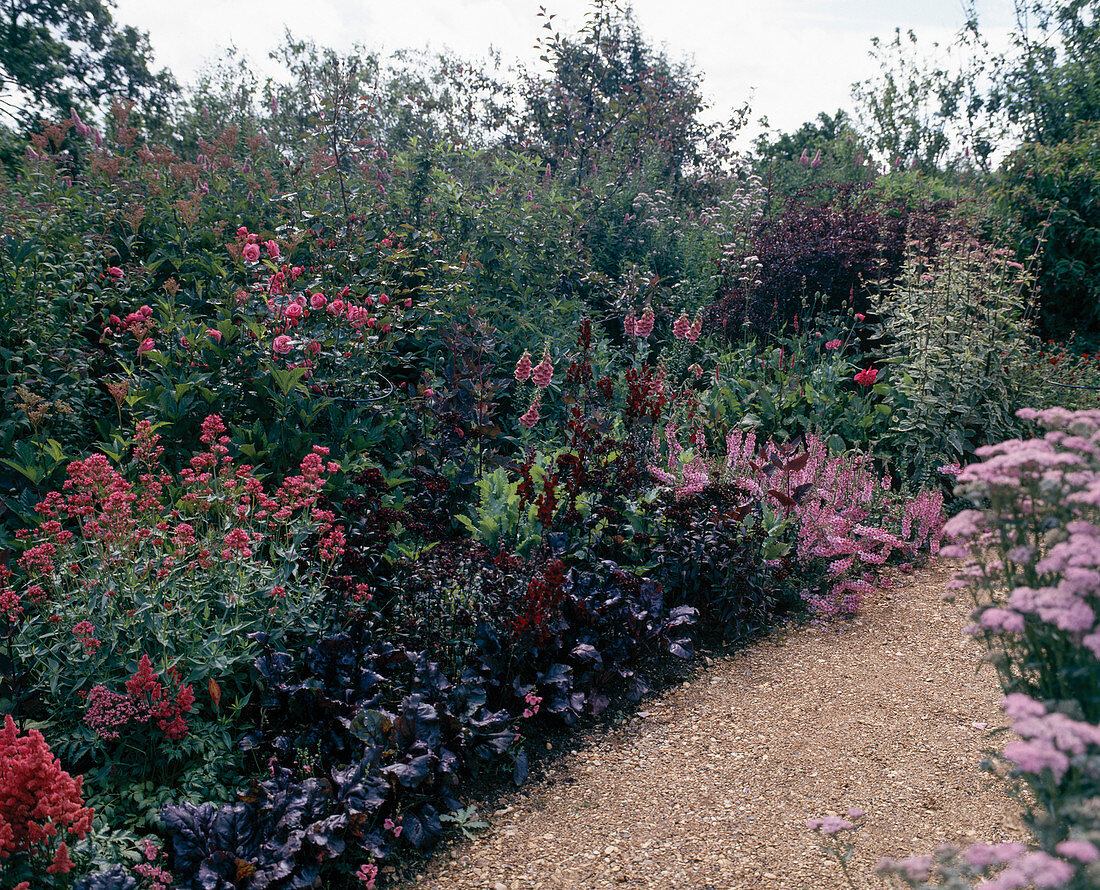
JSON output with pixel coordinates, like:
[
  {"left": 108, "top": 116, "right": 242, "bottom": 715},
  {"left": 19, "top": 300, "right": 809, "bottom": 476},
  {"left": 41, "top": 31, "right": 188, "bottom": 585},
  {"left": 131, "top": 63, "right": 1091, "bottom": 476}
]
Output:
[
  {"left": 84, "top": 654, "right": 196, "bottom": 741},
  {"left": 0, "top": 715, "right": 93, "bottom": 872}
]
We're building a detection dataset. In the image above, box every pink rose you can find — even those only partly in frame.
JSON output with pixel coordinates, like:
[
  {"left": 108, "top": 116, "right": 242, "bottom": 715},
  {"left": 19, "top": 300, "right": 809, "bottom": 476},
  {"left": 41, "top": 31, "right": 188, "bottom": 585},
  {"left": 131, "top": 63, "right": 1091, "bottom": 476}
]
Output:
[
  {"left": 310, "top": 293, "right": 327, "bottom": 310},
  {"left": 284, "top": 303, "right": 303, "bottom": 320},
  {"left": 273, "top": 335, "right": 293, "bottom": 355},
  {"left": 265, "top": 240, "right": 280, "bottom": 259},
  {"left": 242, "top": 243, "right": 261, "bottom": 263}
]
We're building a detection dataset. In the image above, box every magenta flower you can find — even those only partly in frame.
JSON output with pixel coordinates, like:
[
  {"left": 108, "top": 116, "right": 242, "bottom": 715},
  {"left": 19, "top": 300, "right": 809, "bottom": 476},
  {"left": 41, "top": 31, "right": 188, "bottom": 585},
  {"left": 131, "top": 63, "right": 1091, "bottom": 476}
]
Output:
[
  {"left": 107, "top": 266, "right": 124, "bottom": 279},
  {"left": 310, "top": 293, "right": 327, "bottom": 311},
  {"left": 854, "top": 366, "right": 878, "bottom": 386},
  {"left": 825, "top": 339, "right": 841, "bottom": 351},
  {"left": 265, "top": 239, "right": 280, "bottom": 259},
  {"left": 205, "top": 329, "right": 222, "bottom": 342}
]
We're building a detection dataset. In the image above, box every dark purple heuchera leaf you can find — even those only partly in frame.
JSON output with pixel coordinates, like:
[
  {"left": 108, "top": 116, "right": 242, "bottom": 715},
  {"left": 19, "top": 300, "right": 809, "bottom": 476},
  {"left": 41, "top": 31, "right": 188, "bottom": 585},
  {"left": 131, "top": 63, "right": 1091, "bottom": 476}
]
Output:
[
  {"left": 513, "top": 748, "right": 529, "bottom": 786},
  {"left": 73, "top": 866, "right": 138, "bottom": 890},
  {"left": 393, "top": 694, "right": 441, "bottom": 750},
  {"left": 381, "top": 753, "right": 435, "bottom": 789},
  {"left": 401, "top": 804, "right": 443, "bottom": 851},
  {"left": 570, "top": 643, "right": 603, "bottom": 668}
]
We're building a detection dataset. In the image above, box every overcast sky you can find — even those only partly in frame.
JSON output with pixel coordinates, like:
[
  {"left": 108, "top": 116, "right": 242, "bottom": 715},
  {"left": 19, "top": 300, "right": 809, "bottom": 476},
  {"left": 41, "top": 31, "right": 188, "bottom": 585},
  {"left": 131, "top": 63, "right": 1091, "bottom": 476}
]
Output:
[{"left": 113, "top": 0, "right": 1018, "bottom": 138}]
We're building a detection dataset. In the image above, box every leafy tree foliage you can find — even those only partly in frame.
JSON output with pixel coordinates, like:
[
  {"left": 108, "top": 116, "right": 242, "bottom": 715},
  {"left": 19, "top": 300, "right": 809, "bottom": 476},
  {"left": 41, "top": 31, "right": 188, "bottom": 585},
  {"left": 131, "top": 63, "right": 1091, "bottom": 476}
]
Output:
[{"left": 0, "top": 0, "right": 176, "bottom": 127}]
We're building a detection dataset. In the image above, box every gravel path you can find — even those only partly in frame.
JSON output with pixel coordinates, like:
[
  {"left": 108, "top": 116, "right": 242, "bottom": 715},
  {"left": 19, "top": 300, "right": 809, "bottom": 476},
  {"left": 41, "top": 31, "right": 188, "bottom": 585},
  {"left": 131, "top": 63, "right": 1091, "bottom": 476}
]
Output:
[{"left": 395, "top": 563, "right": 1026, "bottom": 889}]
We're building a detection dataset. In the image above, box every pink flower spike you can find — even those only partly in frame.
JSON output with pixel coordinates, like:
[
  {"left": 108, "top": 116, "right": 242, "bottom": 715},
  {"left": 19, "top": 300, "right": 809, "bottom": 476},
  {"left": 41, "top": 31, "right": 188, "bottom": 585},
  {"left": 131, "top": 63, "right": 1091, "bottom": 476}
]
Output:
[
  {"left": 519, "top": 399, "right": 540, "bottom": 428},
  {"left": 514, "top": 351, "right": 532, "bottom": 382},
  {"left": 531, "top": 352, "right": 553, "bottom": 388}
]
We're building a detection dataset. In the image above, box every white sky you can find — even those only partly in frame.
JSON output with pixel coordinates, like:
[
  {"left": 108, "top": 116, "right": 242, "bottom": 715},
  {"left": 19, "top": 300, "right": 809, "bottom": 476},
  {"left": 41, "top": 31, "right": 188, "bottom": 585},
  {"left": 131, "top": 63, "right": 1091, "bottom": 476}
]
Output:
[{"left": 114, "top": 0, "right": 1019, "bottom": 138}]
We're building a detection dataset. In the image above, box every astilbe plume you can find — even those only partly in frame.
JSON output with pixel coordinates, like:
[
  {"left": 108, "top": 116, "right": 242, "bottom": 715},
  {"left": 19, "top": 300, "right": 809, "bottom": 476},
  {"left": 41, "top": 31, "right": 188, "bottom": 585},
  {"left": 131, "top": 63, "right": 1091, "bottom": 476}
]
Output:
[
  {"left": 650, "top": 429, "right": 943, "bottom": 616},
  {"left": 84, "top": 655, "right": 196, "bottom": 741},
  {"left": 0, "top": 715, "right": 93, "bottom": 871}
]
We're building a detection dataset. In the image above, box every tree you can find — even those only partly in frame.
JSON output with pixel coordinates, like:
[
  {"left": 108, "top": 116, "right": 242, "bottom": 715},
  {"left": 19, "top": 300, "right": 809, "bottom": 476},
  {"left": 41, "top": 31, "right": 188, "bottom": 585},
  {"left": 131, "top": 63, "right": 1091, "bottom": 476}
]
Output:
[{"left": 0, "top": 0, "right": 176, "bottom": 128}]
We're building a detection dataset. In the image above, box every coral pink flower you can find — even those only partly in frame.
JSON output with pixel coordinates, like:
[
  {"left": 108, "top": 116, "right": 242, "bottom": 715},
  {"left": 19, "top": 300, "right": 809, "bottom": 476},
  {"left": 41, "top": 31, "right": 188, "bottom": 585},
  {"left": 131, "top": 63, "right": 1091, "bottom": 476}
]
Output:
[
  {"left": 242, "top": 243, "right": 261, "bottom": 263},
  {"left": 514, "top": 351, "right": 532, "bottom": 382},
  {"left": 635, "top": 307, "right": 654, "bottom": 339},
  {"left": 854, "top": 366, "right": 878, "bottom": 386},
  {"left": 273, "top": 335, "right": 293, "bottom": 355},
  {"left": 519, "top": 399, "right": 541, "bottom": 428}
]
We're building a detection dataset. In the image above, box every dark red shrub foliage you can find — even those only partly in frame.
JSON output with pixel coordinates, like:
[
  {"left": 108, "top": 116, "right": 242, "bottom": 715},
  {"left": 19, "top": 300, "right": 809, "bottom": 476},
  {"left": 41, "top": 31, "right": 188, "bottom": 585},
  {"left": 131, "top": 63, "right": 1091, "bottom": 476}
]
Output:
[{"left": 707, "top": 183, "right": 949, "bottom": 337}]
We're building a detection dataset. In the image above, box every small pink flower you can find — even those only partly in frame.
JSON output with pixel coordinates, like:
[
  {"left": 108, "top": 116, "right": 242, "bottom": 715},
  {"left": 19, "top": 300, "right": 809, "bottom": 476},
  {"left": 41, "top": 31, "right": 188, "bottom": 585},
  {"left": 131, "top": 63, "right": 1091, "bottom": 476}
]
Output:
[
  {"left": 423, "top": 388, "right": 435, "bottom": 398},
  {"left": 138, "top": 338, "right": 155, "bottom": 354},
  {"left": 519, "top": 399, "right": 540, "bottom": 428},
  {"left": 206, "top": 328, "right": 222, "bottom": 342},
  {"left": 855, "top": 313, "right": 866, "bottom": 322},
  {"left": 378, "top": 294, "right": 389, "bottom": 305},
  {"left": 688, "top": 363, "right": 703, "bottom": 380},
  {"left": 307, "top": 340, "right": 321, "bottom": 355},
  {"left": 242, "top": 243, "right": 261, "bottom": 263},
  {"left": 825, "top": 339, "right": 841, "bottom": 351},
  {"left": 310, "top": 293, "right": 327, "bottom": 310},
  {"left": 515, "top": 351, "right": 533, "bottom": 382},
  {"left": 265, "top": 239, "right": 280, "bottom": 259},
  {"left": 356, "top": 863, "right": 378, "bottom": 888},
  {"left": 273, "top": 335, "right": 293, "bottom": 355},
  {"left": 107, "top": 266, "right": 124, "bottom": 279},
  {"left": 687, "top": 316, "right": 702, "bottom": 344},
  {"left": 404, "top": 298, "right": 412, "bottom": 308}
]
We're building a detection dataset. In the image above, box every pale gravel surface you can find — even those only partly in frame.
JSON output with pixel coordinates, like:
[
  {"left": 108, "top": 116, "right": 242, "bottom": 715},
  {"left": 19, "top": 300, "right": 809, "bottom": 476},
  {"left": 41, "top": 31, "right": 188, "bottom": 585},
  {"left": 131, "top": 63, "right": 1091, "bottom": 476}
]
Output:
[{"left": 394, "top": 562, "right": 1026, "bottom": 889}]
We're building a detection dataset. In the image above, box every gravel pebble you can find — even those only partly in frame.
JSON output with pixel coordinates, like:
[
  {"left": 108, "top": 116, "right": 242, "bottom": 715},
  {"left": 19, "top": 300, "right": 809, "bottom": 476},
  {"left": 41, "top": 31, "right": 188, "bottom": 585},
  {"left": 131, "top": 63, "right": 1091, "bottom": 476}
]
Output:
[{"left": 397, "top": 563, "right": 1025, "bottom": 889}]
